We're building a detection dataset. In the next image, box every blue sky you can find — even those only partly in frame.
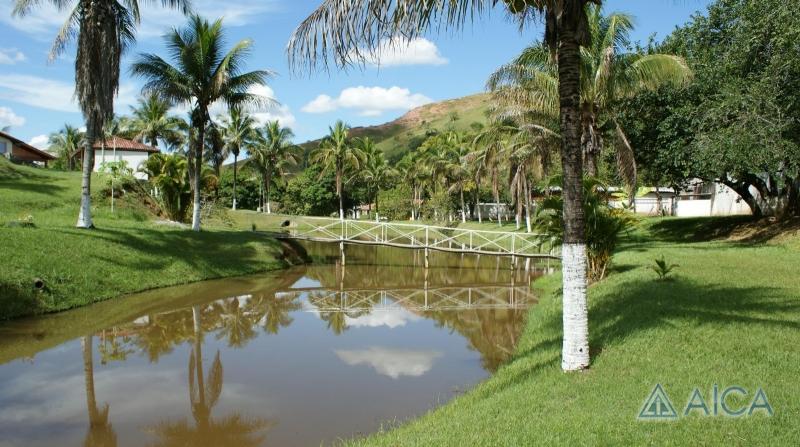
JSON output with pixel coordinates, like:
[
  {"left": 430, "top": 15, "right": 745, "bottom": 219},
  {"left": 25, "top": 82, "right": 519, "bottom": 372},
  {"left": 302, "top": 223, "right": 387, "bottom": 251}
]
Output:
[{"left": 0, "top": 0, "right": 712, "bottom": 148}]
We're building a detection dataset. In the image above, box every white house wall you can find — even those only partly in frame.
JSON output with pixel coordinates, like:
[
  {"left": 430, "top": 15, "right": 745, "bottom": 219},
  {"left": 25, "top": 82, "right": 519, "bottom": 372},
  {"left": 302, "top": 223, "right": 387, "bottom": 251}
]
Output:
[{"left": 93, "top": 150, "right": 151, "bottom": 180}]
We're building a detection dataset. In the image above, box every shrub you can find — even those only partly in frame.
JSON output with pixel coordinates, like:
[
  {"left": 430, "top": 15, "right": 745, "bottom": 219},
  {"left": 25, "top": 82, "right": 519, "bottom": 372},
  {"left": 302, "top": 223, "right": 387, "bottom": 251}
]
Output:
[
  {"left": 536, "top": 177, "right": 637, "bottom": 282},
  {"left": 650, "top": 255, "right": 678, "bottom": 281}
]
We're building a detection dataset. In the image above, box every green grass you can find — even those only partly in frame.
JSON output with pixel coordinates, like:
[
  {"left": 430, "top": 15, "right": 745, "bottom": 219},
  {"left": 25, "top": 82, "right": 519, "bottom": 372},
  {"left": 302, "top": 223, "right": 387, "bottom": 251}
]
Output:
[
  {"left": 0, "top": 159, "right": 297, "bottom": 320},
  {"left": 347, "top": 217, "right": 800, "bottom": 446}
]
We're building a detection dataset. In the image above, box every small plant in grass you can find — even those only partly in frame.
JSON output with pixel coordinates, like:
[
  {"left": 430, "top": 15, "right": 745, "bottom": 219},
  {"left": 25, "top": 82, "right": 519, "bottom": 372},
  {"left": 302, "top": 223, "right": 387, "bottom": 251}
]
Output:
[
  {"left": 6, "top": 215, "right": 35, "bottom": 228},
  {"left": 650, "top": 255, "right": 678, "bottom": 281}
]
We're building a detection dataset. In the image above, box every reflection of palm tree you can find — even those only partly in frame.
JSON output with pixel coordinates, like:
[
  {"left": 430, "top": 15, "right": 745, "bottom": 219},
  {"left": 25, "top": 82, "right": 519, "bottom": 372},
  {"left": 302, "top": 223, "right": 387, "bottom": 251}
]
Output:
[
  {"left": 247, "top": 293, "right": 301, "bottom": 335},
  {"left": 216, "top": 298, "right": 259, "bottom": 348},
  {"left": 148, "top": 306, "right": 270, "bottom": 447},
  {"left": 310, "top": 292, "right": 373, "bottom": 336},
  {"left": 82, "top": 335, "right": 117, "bottom": 447}
]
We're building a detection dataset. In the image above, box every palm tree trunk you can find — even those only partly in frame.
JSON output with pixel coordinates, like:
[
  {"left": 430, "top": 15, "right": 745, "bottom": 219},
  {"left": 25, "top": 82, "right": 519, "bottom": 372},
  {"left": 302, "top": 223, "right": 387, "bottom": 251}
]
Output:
[
  {"left": 558, "top": 17, "right": 590, "bottom": 372},
  {"left": 232, "top": 153, "right": 238, "bottom": 210},
  {"left": 76, "top": 120, "right": 97, "bottom": 228},
  {"left": 460, "top": 187, "right": 466, "bottom": 223},
  {"left": 191, "top": 119, "right": 205, "bottom": 232},
  {"left": 525, "top": 179, "right": 532, "bottom": 233},
  {"left": 476, "top": 176, "right": 483, "bottom": 223},
  {"left": 337, "top": 171, "right": 344, "bottom": 220},
  {"left": 493, "top": 169, "right": 502, "bottom": 226},
  {"left": 265, "top": 169, "right": 273, "bottom": 214}
]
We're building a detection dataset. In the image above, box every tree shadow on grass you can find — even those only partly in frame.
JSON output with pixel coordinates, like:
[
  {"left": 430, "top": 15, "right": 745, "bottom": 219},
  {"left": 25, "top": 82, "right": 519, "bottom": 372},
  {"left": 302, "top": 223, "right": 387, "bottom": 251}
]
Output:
[
  {"left": 53, "top": 227, "right": 281, "bottom": 273},
  {"left": 483, "top": 278, "right": 799, "bottom": 397},
  {"left": 0, "top": 178, "right": 67, "bottom": 196},
  {"left": 646, "top": 216, "right": 800, "bottom": 244}
]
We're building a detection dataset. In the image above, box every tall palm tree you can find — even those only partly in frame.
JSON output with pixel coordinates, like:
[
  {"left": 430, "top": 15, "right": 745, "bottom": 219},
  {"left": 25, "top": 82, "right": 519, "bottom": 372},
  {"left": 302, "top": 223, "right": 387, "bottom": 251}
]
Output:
[
  {"left": 287, "top": 0, "right": 598, "bottom": 371},
  {"left": 252, "top": 120, "right": 300, "bottom": 214},
  {"left": 472, "top": 121, "right": 516, "bottom": 226},
  {"left": 132, "top": 15, "right": 271, "bottom": 231},
  {"left": 489, "top": 6, "right": 692, "bottom": 190},
  {"left": 48, "top": 124, "right": 84, "bottom": 171},
  {"left": 311, "top": 121, "right": 365, "bottom": 219},
  {"left": 358, "top": 137, "right": 396, "bottom": 219},
  {"left": 128, "top": 93, "right": 185, "bottom": 149},
  {"left": 219, "top": 108, "right": 257, "bottom": 210},
  {"left": 13, "top": 0, "right": 191, "bottom": 229}
]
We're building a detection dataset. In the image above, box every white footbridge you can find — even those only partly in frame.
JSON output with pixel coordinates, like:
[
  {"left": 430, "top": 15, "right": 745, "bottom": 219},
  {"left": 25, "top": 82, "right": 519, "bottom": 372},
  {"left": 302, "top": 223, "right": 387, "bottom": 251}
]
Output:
[{"left": 275, "top": 217, "right": 561, "bottom": 260}]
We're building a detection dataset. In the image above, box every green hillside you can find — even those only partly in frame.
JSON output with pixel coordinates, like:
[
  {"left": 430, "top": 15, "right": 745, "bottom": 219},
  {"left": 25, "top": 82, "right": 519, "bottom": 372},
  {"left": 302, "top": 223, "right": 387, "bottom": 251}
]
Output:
[{"left": 301, "top": 93, "right": 492, "bottom": 162}]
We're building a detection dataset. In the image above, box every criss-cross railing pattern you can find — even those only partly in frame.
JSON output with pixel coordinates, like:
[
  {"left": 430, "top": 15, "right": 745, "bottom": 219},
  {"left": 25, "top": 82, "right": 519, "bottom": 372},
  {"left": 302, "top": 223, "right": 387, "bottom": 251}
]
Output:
[
  {"left": 276, "top": 285, "right": 536, "bottom": 313},
  {"left": 281, "top": 216, "right": 560, "bottom": 258}
]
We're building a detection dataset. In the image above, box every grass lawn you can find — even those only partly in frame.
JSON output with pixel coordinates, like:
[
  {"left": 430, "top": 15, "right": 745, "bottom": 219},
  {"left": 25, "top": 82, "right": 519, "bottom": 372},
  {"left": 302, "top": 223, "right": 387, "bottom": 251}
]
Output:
[
  {"left": 347, "top": 218, "right": 800, "bottom": 446},
  {"left": 0, "top": 159, "right": 298, "bottom": 320}
]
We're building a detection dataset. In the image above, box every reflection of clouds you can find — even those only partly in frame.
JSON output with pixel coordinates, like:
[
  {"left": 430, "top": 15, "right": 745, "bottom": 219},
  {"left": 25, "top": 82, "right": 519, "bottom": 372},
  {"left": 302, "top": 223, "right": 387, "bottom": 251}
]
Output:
[
  {"left": 335, "top": 347, "right": 442, "bottom": 379},
  {"left": 345, "top": 306, "right": 421, "bottom": 329}
]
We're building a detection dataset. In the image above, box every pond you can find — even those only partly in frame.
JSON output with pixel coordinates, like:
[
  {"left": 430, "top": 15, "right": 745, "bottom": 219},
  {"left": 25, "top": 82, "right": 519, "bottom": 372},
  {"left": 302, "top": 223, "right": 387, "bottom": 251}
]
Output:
[{"left": 0, "top": 242, "right": 557, "bottom": 446}]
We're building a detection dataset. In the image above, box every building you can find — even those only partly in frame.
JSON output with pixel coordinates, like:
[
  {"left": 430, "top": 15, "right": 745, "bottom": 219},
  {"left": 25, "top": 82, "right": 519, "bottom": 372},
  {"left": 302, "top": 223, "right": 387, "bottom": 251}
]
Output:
[
  {"left": 611, "top": 181, "right": 753, "bottom": 217},
  {"left": 0, "top": 130, "right": 57, "bottom": 167},
  {"left": 90, "top": 137, "right": 160, "bottom": 180}
]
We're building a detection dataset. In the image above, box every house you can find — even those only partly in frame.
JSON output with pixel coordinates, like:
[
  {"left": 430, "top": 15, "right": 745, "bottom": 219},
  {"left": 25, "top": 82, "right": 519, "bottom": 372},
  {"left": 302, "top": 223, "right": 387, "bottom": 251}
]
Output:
[
  {"left": 0, "top": 130, "right": 57, "bottom": 167},
  {"left": 90, "top": 137, "right": 160, "bottom": 180},
  {"left": 610, "top": 180, "right": 753, "bottom": 217}
]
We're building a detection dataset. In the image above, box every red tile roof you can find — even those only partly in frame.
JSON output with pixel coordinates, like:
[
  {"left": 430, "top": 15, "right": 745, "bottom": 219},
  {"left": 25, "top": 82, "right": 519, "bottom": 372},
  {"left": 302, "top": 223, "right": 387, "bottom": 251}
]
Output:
[
  {"left": 0, "top": 130, "right": 57, "bottom": 160},
  {"left": 93, "top": 137, "right": 159, "bottom": 153}
]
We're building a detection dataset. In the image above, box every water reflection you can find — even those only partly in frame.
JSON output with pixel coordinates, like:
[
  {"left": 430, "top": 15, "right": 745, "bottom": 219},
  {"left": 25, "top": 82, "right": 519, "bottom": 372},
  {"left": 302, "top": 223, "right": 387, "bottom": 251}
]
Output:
[{"left": 0, "top": 242, "right": 557, "bottom": 447}]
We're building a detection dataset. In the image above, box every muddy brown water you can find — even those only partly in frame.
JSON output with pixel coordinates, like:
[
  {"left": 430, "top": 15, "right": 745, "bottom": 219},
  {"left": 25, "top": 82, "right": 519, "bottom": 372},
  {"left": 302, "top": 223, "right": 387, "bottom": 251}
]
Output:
[{"left": 0, "top": 242, "right": 557, "bottom": 446}]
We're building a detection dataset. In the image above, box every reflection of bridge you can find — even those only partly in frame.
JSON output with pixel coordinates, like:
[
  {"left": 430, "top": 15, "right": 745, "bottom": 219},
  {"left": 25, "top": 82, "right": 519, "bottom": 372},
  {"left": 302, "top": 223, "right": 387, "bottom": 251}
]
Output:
[
  {"left": 276, "top": 285, "right": 536, "bottom": 312},
  {"left": 274, "top": 217, "right": 560, "bottom": 262}
]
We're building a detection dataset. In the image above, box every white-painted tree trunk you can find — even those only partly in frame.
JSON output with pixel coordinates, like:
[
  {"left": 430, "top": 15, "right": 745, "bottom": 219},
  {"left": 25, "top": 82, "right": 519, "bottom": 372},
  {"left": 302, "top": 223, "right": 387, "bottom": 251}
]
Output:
[
  {"left": 561, "top": 243, "right": 590, "bottom": 371},
  {"left": 76, "top": 143, "right": 94, "bottom": 228},
  {"left": 191, "top": 200, "right": 201, "bottom": 232}
]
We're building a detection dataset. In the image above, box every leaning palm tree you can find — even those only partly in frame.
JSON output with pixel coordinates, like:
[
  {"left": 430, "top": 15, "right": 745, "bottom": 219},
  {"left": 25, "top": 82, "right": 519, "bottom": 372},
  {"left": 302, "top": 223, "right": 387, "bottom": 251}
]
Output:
[
  {"left": 310, "top": 121, "right": 365, "bottom": 220},
  {"left": 251, "top": 120, "right": 300, "bottom": 214},
  {"left": 219, "top": 108, "right": 258, "bottom": 210},
  {"left": 48, "top": 124, "right": 85, "bottom": 171},
  {"left": 288, "top": 0, "right": 598, "bottom": 371},
  {"left": 489, "top": 6, "right": 692, "bottom": 194},
  {"left": 132, "top": 16, "right": 271, "bottom": 231},
  {"left": 128, "top": 93, "right": 186, "bottom": 149},
  {"left": 13, "top": 0, "right": 191, "bottom": 229}
]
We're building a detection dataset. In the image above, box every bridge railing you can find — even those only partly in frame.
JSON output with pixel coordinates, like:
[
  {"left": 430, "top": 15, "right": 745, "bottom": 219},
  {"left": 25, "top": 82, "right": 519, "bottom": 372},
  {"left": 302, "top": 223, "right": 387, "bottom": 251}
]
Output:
[{"left": 282, "top": 216, "right": 560, "bottom": 258}]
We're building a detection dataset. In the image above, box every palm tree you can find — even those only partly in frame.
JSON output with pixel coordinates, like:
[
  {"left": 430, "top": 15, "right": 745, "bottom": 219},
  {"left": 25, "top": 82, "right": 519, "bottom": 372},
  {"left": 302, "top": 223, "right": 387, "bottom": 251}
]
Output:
[
  {"left": 48, "top": 124, "right": 84, "bottom": 170},
  {"left": 132, "top": 15, "right": 271, "bottom": 231},
  {"left": 128, "top": 93, "right": 185, "bottom": 149},
  {"left": 13, "top": 0, "right": 191, "bottom": 229},
  {"left": 311, "top": 121, "right": 365, "bottom": 219},
  {"left": 251, "top": 120, "right": 300, "bottom": 214},
  {"left": 358, "top": 137, "right": 396, "bottom": 219},
  {"left": 472, "top": 121, "right": 516, "bottom": 226},
  {"left": 219, "top": 108, "right": 257, "bottom": 210},
  {"left": 287, "top": 0, "right": 597, "bottom": 371},
  {"left": 489, "top": 6, "right": 692, "bottom": 192}
]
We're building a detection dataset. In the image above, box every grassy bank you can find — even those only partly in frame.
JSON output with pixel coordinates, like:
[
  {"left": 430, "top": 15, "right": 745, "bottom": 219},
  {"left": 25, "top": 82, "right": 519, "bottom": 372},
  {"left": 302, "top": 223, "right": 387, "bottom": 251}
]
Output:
[
  {"left": 349, "top": 218, "right": 799, "bottom": 446},
  {"left": 0, "top": 160, "right": 297, "bottom": 320}
]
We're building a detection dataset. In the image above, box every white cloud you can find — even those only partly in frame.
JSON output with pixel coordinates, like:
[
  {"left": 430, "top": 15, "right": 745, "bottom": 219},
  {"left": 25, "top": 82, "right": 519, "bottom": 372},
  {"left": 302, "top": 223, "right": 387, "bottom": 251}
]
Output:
[
  {"left": 335, "top": 347, "right": 443, "bottom": 379},
  {"left": 28, "top": 134, "right": 49, "bottom": 148},
  {"left": 302, "top": 86, "right": 432, "bottom": 117},
  {"left": 0, "top": 49, "right": 26, "bottom": 65},
  {"left": 345, "top": 306, "right": 422, "bottom": 329},
  {"left": 0, "top": 107, "right": 26, "bottom": 128},
  {"left": 0, "top": 1, "right": 282, "bottom": 41},
  {"left": 0, "top": 74, "right": 136, "bottom": 113},
  {"left": 361, "top": 38, "right": 448, "bottom": 67}
]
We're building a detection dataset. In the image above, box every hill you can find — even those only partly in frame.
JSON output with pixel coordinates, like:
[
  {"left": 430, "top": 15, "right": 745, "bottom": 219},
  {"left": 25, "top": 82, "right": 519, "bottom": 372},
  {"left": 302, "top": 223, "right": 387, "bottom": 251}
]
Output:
[{"left": 301, "top": 93, "right": 492, "bottom": 162}]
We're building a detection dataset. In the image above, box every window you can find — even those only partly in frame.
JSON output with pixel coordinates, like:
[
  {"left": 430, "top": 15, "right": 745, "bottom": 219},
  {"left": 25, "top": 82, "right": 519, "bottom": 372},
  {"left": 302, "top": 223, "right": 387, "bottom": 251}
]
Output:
[{"left": 0, "top": 141, "right": 8, "bottom": 155}]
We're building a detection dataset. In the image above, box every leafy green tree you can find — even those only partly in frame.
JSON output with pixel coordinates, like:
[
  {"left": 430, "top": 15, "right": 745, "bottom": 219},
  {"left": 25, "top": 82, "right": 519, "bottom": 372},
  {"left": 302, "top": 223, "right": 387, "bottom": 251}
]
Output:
[
  {"left": 13, "top": 0, "right": 191, "bottom": 229},
  {"left": 281, "top": 165, "right": 338, "bottom": 216},
  {"left": 311, "top": 121, "right": 365, "bottom": 219},
  {"left": 358, "top": 137, "right": 397, "bottom": 219},
  {"left": 132, "top": 16, "right": 271, "bottom": 231}
]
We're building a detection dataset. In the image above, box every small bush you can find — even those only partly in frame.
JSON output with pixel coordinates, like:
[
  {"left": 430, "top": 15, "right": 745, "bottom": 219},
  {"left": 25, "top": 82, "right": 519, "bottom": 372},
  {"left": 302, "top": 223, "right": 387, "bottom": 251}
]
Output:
[{"left": 650, "top": 255, "right": 678, "bottom": 281}]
